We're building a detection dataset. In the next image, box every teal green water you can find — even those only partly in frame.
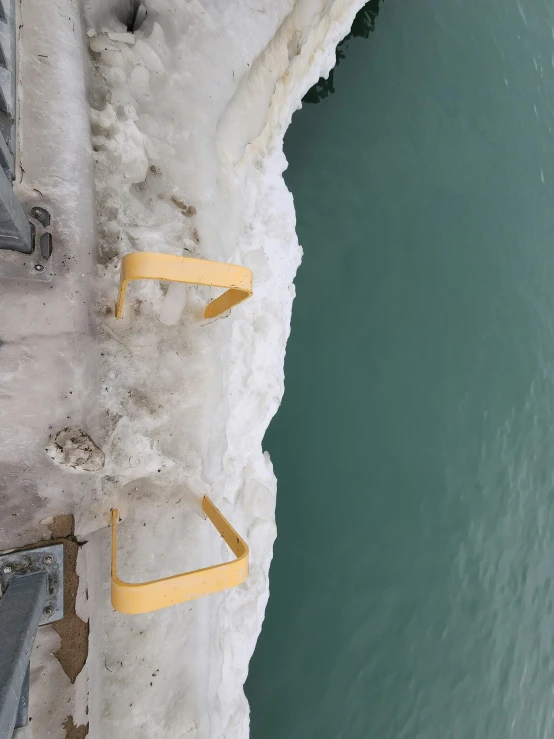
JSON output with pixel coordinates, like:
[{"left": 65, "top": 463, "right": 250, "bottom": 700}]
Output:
[{"left": 246, "top": 0, "right": 554, "bottom": 737}]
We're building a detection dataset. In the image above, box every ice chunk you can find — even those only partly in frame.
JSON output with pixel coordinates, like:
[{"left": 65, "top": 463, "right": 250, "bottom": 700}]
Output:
[
  {"left": 106, "top": 31, "right": 137, "bottom": 45},
  {"left": 90, "top": 102, "right": 117, "bottom": 132},
  {"left": 159, "top": 282, "right": 188, "bottom": 325},
  {"left": 104, "top": 118, "right": 149, "bottom": 183}
]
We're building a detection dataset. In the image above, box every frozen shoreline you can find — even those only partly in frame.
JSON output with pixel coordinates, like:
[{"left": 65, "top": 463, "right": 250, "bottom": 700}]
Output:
[{"left": 1, "top": 1, "right": 363, "bottom": 737}]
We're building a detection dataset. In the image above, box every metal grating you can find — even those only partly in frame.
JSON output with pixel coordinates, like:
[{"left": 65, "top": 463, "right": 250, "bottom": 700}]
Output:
[
  {"left": 0, "top": 0, "right": 15, "bottom": 177},
  {"left": 0, "top": 0, "right": 35, "bottom": 256}
]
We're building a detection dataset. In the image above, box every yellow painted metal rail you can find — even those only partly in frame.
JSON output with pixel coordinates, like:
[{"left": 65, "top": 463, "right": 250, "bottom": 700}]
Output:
[
  {"left": 115, "top": 252, "right": 253, "bottom": 320},
  {"left": 111, "top": 496, "right": 249, "bottom": 614}
]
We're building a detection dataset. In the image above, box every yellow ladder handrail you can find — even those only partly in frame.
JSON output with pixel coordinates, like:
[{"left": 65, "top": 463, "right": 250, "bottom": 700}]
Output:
[
  {"left": 115, "top": 252, "right": 253, "bottom": 319},
  {"left": 111, "top": 496, "right": 249, "bottom": 614}
]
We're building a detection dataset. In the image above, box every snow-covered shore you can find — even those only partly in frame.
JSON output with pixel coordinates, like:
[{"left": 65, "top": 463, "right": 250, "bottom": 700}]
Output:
[{"left": 1, "top": 1, "right": 363, "bottom": 736}]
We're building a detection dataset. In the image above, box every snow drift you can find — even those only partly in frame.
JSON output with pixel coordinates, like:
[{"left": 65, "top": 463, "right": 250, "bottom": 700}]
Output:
[{"left": 80, "top": 1, "right": 364, "bottom": 737}]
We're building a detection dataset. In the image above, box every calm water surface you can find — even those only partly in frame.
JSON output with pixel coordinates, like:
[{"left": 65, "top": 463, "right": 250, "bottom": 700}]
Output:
[{"left": 246, "top": 0, "right": 554, "bottom": 736}]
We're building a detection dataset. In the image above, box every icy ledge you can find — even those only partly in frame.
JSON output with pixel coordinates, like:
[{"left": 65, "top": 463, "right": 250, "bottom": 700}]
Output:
[{"left": 85, "top": 1, "right": 363, "bottom": 736}]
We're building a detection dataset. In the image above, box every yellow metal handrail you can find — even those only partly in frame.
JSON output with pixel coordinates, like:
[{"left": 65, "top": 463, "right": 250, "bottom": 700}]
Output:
[
  {"left": 111, "top": 496, "right": 249, "bottom": 614},
  {"left": 115, "top": 252, "right": 253, "bottom": 319}
]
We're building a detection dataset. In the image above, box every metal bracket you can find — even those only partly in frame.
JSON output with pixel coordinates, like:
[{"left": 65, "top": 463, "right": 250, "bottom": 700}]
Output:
[
  {"left": 0, "top": 543, "right": 64, "bottom": 625},
  {"left": 30, "top": 206, "right": 50, "bottom": 227},
  {"left": 0, "top": 204, "right": 54, "bottom": 281},
  {"left": 115, "top": 252, "right": 253, "bottom": 320},
  {"left": 0, "top": 203, "right": 53, "bottom": 260},
  {"left": 111, "top": 496, "right": 249, "bottom": 614},
  {"left": 0, "top": 544, "right": 64, "bottom": 737},
  {"left": 29, "top": 206, "right": 53, "bottom": 260}
]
